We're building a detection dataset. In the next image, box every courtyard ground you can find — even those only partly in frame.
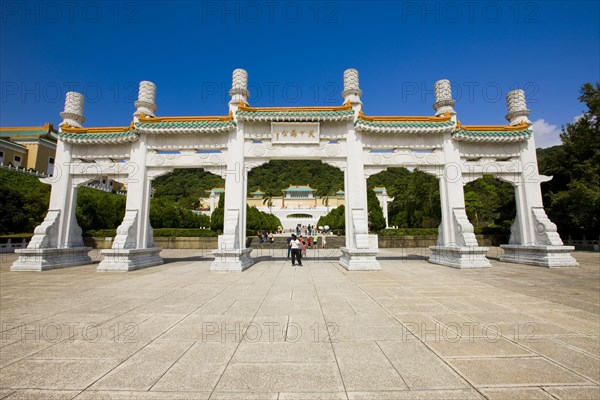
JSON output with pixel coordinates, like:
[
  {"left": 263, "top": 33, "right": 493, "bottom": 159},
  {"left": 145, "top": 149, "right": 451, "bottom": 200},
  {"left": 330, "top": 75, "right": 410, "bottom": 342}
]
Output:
[{"left": 0, "top": 247, "right": 598, "bottom": 399}]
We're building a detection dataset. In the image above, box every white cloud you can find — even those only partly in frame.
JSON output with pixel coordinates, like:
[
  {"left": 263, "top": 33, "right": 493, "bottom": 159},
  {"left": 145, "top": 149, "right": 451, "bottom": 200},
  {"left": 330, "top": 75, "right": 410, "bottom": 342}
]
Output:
[
  {"left": 531, "top": 119, "right": 562, "bottom": 148},
  {"left": 572, "top": 114, "right": 584, "bottom": 123}
]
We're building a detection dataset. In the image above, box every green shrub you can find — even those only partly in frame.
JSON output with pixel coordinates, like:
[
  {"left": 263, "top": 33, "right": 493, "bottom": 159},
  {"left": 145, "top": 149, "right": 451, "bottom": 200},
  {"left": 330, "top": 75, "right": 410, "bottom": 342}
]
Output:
[
  {"left": 83, "top": 229, "right": 117, "bottom": 237},
  {"left": 378, "top": 228, "right": 439, "bottom": 236},
  {"left": 84, "top": 228, "right": 217, "bottom": 237},
  {"left": 153, "top": 228, "right": 216, "bottom": 237}
]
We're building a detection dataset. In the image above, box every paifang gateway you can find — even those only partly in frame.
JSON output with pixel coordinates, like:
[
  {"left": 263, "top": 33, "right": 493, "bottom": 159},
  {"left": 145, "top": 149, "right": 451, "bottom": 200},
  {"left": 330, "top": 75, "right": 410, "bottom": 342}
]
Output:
[{"left": 10, "top": 69, "right": 578, "bottom": 272}]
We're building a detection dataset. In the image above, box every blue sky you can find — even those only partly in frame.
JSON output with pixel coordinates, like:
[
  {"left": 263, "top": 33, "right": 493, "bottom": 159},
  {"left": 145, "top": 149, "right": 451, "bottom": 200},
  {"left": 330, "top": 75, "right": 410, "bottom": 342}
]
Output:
[{"left": 1, "top": 0, "right": 598, "bottom": 147}]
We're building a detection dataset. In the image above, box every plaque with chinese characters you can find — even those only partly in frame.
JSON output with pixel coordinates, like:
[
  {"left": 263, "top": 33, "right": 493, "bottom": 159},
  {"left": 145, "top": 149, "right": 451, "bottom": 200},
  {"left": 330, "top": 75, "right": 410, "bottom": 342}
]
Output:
[{"left": 271, "top": 122, "right": 320, "bottom": 144}]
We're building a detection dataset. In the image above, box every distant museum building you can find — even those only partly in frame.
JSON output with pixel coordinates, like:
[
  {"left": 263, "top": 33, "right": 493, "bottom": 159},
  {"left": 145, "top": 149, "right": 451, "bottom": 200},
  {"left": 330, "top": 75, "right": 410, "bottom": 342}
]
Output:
[{"left": 200, "top": 185, "right": 393, "bottom": 229}]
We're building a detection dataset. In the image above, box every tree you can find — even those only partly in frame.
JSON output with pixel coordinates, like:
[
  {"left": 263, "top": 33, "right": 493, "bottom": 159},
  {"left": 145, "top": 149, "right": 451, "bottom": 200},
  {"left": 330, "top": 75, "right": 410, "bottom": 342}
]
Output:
[
  {"left": 386, "top": 170, "right": 441, "bottom": 228},
  {"left": 367, "top": 188, "right": 386, "bottom": 231},
  {"left": 210, "top": 193, "right": 225, "bottom": 232},
  {"left": 464, "top": 175, "right": 515, "bottom": 229},
  {"left": 539, "top": 82, "right": 600, "bottom": 237},
  {"left": 0, "top": 169, "right": 51, "bottom": 234},
  {"left": 317, "top": 205, "right": 345, "bottom": 231},
  {"left": 262, "top": 191, "right": 274, "bottom": 213}
]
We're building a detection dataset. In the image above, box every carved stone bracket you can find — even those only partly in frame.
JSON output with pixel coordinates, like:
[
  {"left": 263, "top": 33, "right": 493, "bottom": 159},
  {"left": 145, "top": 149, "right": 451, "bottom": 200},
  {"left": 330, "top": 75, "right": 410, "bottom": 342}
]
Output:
[
  {"left": 28, "top": 210, "right": 60, "bottom": 249},
  {"left": 453, "top": 208, "right": 478, "bottom": 247},
  {"left": 112, "top": 210, "right": 138, "bottom": 250},
  {"left": 531, "top": 207, "right": 564, "bottom": 246},
  {"left": 147, "top": 167, "right": 175, "bottom": 180}
]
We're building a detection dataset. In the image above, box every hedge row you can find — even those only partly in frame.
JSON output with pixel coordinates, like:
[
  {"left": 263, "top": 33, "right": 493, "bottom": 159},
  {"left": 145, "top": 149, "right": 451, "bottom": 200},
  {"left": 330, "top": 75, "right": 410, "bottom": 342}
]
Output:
[
  {"left": 379, "top": 228, "right": 439, "bottom": 236},
  {"left": 83, "top": 228, "right": 217, "bottom": 238}
]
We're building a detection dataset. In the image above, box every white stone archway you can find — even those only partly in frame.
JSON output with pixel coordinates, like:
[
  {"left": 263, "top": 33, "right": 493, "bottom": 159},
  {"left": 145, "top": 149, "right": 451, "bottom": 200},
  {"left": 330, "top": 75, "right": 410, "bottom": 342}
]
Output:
[{"left": 11, "top": 70, "right": 578, "bottom": 272}]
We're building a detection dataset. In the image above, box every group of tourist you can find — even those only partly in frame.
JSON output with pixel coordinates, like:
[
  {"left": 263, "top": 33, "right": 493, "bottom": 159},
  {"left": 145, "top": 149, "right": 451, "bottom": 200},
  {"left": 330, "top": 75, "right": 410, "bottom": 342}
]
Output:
[
  {"left": 256, "top": 231, "right": 274, "bottom": 243},
  {"left": 286, "top": 232, "right": 327, "bottom": 267}
]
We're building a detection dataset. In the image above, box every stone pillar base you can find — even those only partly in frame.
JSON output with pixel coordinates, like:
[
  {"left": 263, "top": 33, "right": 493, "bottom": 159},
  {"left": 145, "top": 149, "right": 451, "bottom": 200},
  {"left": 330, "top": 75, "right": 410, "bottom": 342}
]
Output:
[
  {"left": 500, "top": 245, "right": 579, "bottom": 267},
  {"left": 11, "top": 247, "right": 92, "bottom": 271},
  {"left": 98, "top": 247, "right": 163, "bottom": 272},
  {"left": 211, "top": 248, "right": 254, "bottom": 272},
  {"left": 429, "top": 245, "right": 491, "bottom": 269},
  {"left": 339, "top": 247, "right": 381, "bottom": 271}
]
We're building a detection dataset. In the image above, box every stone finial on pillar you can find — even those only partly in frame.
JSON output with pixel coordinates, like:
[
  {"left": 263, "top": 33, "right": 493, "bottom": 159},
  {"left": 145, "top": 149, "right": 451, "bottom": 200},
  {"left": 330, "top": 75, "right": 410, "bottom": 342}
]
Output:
[
  {"left": 59, "top": 92, "right": 85, "bottom": 129},
  {"left": 134, "top": 81, "right": 157, "bottom": 118},
  {"left": 229, "top": 68, "right": 250, "bottom": 107},
  {"left": 433, "top": 79, "right": 456, "bottom": 116},
  {"left": 342, "top": 68, "right": 362, "bottom": 104},
  {"left": 505, "top": 89, "right": 531, "bottom": 125}
]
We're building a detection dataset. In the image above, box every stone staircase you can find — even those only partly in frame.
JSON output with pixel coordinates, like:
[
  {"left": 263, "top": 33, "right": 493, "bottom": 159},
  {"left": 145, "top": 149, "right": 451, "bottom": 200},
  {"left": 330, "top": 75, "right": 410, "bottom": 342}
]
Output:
[{"left": 249, "top": 235, "right": 345, "bottom": 249}]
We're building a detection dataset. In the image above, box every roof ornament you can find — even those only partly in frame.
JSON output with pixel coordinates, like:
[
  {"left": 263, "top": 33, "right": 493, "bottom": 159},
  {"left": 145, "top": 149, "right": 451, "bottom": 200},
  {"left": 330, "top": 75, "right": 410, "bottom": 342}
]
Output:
[
  {"left": 433, "top": 79, "right": 456, "bottom": 116},
  {"left": 229, "top": 68, "right": 250, "bottom": 110},
  {"left": 505, "top": 89, "right": 531, "bottom": 126},
  {"left": 134, "top": 81, "right": 157, "bottom": 120},
  {"left": 59, "top": 92, "right": 85, "bottom": 131},
  {"left": 342, "top": 68, "right": 362, "bottom": 105}
]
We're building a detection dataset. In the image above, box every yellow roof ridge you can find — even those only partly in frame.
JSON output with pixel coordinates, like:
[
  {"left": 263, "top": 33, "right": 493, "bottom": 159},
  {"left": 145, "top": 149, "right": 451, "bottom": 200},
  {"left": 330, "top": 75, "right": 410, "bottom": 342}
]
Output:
[
  {"left": 138, "top": 113, "right": 233, "bottom": 123},
  {"left": 0, "top": 123, "right": 56, "bottom": 132},
  {"left": 358, "top": 111, "right": 452, "bottom": 122},
  {"left": 456, "top": 121, "right": 530, "bottom": 131},
  {"left": 238, "top": 102, "right": 352, "bottom": 112},
  {"left": 60, "top": 122, "right": 135, "bottom": 133}
]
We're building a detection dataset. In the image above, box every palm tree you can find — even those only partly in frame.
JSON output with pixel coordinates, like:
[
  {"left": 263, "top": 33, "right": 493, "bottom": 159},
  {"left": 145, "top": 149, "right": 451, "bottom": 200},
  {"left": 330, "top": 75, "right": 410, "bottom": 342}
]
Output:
[
  {"left": 320, "top": 193, "right": 331, "bottom": 212},
  {"left": 262, "top": 191, "right": 274, "bottom": 213}
]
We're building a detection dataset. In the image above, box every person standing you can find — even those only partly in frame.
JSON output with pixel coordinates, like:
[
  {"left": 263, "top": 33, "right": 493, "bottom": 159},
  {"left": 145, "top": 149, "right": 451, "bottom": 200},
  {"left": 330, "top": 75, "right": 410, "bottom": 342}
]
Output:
[
  {"left": 290, "top": 234, "right": 303, "bottom": 266},
  {"left": 286, "top": 234, "right": 293, "bottom": 258},
  {"left": 300, "top": 235, "right": 307, "bottom": 257}
]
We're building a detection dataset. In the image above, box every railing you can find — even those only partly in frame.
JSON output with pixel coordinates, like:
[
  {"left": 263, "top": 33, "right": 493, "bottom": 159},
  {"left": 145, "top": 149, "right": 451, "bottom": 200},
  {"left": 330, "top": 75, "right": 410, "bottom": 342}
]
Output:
[
  {"left": 0, "top": 238, "right": 29, "bottom": 253},
  {"left": 1, "top": 164, "right": 126, "bottom": 195},
  {"left": 0, "top": 163, "right": 47, "bottom": 177},
  {"left": 565, "top": 236, "right": 600, "bottom": 251}
]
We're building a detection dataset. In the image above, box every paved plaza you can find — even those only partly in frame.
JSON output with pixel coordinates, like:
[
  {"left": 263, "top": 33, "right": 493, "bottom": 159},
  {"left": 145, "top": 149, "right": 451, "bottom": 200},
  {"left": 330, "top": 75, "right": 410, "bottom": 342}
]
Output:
[{"left": 0, "top": 248, "right": 599, "bottom": 399}]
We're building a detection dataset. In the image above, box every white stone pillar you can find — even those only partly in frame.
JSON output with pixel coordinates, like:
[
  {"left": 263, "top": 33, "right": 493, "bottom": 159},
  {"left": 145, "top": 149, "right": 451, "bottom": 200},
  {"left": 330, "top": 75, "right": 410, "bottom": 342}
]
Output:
[
  {"left": 339, "top": 138, "right": 380, "bottom": 269},
  {"left": 134, "top": 81, "right": 157, "bottom": 119},
  {"left": 428, "top": 83, "right": 490, "bottom": 269},
  {"left": 212, "top": 69, "right": 253, "bottom": 271},
  {"left": 12, "top": 93, "right": 91, "bottom": 271},
  {"left": 428, "top": 149, "right": 490, "bottom": 268},
  {"left": 97, "top": 135, "right": 162, "bottom": 271},
  {"left": 381, "top": 189, "right": 390, "bottom": 228},
  {"left": 209, "top": 191, "right": 216, "bottom": 212},
  {"left": 500, "top": 90, "right": 578, "bottom": 267}
]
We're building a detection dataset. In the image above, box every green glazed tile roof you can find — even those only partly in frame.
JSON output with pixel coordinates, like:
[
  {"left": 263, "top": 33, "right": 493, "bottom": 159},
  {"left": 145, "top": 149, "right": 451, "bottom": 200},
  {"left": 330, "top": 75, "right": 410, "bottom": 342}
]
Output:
[
  {"left": 59, "top": 130, "right": 138, "bottom": 139},
  {"left": 238, "top": 109, "right": 354, "bottom": 118},
  {"left": 0, "top": 138, "right": 27, "bottom": 149},
  {"left": 284, "top": 186, "right": 316, "bottom": 192},
  {"left": 356, "top": 120, "right": 455, "bottom": 128},
  {"left": 453, "top": 128, "right": 532, "bottom": 137},
  {"left": 136, "top": 120, "right": 236, "bottom": 129}
]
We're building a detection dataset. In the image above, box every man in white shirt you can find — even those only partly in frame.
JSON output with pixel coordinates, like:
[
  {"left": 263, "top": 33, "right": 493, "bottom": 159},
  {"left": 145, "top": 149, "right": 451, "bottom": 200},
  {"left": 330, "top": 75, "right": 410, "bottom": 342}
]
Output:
[{"left": 289, "top": 234, "right": 303, "bottom": 267}]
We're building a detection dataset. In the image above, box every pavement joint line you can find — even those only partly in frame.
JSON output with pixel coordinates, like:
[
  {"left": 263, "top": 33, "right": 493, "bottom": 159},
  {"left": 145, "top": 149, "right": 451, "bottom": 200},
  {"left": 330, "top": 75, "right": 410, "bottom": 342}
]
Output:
[
  {"left": 207, "top": 257, "right": 285, "bottom": 400},
  {"left": 337, "top": 266, "right": 485, "bottom": 399},
  {"left": 0, "top": 311, "right": 157, "bottom": 370},
  {"left": 147, "top": 340, "right": 197, "bottom": 391},
  {"left": 374, "top": 339, "right": 410, "bottom": 390},
  {"left": 306, "top": 261, "right": 350, "bottom": 400},
  {"left": 72, "top": 264, "right": 250, "bottom": 394}
]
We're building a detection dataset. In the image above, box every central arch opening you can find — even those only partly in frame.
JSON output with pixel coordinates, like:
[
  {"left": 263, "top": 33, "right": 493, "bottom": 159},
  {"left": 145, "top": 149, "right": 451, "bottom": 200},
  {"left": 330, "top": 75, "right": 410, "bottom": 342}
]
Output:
[{"left": 246, "top": 160, "right": 345, "bottom": 233}]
